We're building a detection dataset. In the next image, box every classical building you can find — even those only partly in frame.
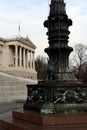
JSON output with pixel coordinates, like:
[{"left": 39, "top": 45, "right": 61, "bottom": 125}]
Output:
[{"left": 0, "top": 36, "right": 37, "bottom": 79}]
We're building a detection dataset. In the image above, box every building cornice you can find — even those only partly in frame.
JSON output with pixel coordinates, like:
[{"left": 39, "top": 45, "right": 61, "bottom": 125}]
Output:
[{"left": 0, "top": 37, "right": 36, "bottom": 49}]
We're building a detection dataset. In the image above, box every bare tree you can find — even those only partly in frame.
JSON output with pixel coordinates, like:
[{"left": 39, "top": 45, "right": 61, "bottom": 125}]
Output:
[
  {"left": 70, "top": 44, "right": 87, "bottom": 80},
  {"left": 35, "top": 55, "right": 48, "bottom": 80}
]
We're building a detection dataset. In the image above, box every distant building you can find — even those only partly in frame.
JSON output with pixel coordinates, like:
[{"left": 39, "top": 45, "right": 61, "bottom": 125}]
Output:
[{"left": 0, "top": 36, "right": 37, "bottom": 79}]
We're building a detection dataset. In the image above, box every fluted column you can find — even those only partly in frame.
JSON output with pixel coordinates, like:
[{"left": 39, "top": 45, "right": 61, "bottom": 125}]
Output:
[
  {"left": 26, "top": 50, "right": 29, "bottom": 68},
  {"left": 19, "top": 46, "right": 22, "bottom": 67},
  {"left": 30, "top": 51, "right": 32, "bottom": 69},
  {"left": 32, "top": 52, "right": 35, "bottom": 69},
  {"left": 15, "top": 45, "right": 18, "bottom": 67},
  {"left": 23, "top": 48, "right": 25, "bottom": 68}
]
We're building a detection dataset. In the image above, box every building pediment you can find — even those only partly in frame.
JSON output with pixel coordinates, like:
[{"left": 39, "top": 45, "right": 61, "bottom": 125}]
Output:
[{"left": 16, "top": 37, "right": 36, "bottom": 49}]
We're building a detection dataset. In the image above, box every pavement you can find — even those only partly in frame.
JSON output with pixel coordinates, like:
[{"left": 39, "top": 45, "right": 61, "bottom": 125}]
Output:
[{"left": 0, "top": 100, "right": 25, "bottom": 119}]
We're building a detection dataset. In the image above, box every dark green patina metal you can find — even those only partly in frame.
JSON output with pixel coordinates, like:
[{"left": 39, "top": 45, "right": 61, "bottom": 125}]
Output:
[{"left": 24, "top": 0, "right": 87, "bottom": 114}]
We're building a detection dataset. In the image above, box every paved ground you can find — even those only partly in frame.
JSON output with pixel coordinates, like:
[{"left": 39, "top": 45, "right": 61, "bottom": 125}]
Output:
[{"left": 0, "top": 100, "right": 25, "bottom": 119}]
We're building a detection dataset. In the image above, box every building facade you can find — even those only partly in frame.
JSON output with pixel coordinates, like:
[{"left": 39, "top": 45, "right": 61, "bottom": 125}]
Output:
[{"left": 0, "top": 36, "right": 37, "bottom": 79}]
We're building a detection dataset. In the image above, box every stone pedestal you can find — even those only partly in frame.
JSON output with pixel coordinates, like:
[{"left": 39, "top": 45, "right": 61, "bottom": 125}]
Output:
[
  {"left": 23, "top": 82, "right": 87, "bottom": 114},
  {"left": 0, "top": 81, "right": 87, "bottom": 130}
]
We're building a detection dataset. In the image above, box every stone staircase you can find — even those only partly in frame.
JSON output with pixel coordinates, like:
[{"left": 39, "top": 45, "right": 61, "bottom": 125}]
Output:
[
  {"left": 3, "top": 70, "right": 37, "bottom": 79},
  {"left": 0, "top": 67, "right": 37, "bottom": 79},
  {"left": 0, "top": 72, "right": 37, "bottom": 103}
]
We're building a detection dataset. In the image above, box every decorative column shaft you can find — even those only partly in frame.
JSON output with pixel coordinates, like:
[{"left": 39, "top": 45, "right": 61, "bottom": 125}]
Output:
[{"left": 44, "top": 0, "right": 75, "bottom": 81}]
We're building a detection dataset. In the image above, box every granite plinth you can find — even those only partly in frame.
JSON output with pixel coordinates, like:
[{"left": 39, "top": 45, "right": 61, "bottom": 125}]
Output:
[
  {"left": 1, "top": 109, "right": 87, "bottom": 130},
  {"left": 13, "top": 110, "right": 87, "bottom": 125}
]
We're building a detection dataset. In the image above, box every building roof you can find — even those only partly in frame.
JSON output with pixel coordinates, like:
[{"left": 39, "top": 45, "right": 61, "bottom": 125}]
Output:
[{"left": 0, "top": 36, "right": 36, "bottom": 49}]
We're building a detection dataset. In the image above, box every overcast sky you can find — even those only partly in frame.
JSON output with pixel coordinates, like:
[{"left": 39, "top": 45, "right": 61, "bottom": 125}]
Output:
[{"left": 0, "top": 0, "right": 87, "bottom": 57}]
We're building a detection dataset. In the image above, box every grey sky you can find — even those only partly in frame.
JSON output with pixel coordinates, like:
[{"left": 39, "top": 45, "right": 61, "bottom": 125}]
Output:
[{"left": 0, "top": 0, "right": 87, "bottom": 57}]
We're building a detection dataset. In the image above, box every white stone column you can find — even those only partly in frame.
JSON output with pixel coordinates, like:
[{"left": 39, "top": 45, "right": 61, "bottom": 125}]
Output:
[
  {"left": 32, "top": 52, "right": 35, "bottom": 69},
  {"left": 15, "top": 45, "right": 18, "bottom": 67},
  {"left": 26, "top": 50, "right": 28, "bottom": 68},
  {"left": 19, "top": 46, "right": 22, "bottom": 67},
  {"left": 30, "top": 51, "right": 32, "bottom": 69},
  {"left": 23, "top": 48, "right": 25, "bottom": 68}
]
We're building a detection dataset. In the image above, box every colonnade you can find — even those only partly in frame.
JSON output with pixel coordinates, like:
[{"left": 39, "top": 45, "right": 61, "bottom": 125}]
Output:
[{"left": 14, "top": 45, "right": 35, "bottom": 69}]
